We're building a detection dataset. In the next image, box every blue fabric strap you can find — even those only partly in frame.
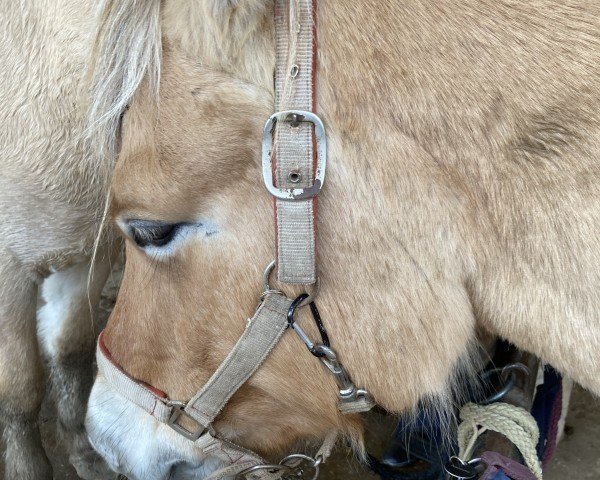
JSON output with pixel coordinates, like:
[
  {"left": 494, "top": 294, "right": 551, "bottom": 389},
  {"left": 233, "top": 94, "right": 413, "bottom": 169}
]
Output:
[{"left": 492, "top": 473, "right": 511, "bottom": 480}]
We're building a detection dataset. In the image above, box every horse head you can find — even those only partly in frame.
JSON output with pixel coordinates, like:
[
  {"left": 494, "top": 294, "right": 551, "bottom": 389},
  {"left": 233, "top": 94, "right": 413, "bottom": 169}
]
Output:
[
  {"left": 84, "top": 4, "right": 476, "bottom": 475},
  {"left": 86, "top": 1, "right": 600, "bottom": 478}
]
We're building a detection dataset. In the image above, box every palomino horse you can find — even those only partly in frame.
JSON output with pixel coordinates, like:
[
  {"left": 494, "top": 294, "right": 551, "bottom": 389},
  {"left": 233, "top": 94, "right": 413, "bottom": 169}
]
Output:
[
  {"left": 84, "top": 0, "right": 600, "bottom": 479},
  {"left": 0, "top": 1, "right": 122, "bottom": 479}
]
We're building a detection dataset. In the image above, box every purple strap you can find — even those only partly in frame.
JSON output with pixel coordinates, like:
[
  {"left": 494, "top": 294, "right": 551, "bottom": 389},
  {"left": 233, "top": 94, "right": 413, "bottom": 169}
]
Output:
[
  {"left": 542, "top": 383, "right": 562, "bottom": 467},
  {"left": 480, "top": 451, "right": 537, "bottom": 480}
]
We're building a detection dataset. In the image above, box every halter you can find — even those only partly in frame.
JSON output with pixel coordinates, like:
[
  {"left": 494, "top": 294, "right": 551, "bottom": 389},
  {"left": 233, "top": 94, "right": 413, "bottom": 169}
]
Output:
[{"left": 96, "top": 1, "right": 373, "bottom": 478}]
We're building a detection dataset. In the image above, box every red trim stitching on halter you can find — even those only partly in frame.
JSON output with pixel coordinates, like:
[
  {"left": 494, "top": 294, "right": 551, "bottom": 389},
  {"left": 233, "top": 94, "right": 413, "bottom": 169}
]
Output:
[{"left": 98, "top": 331, "right": 168, "bottom": 399}]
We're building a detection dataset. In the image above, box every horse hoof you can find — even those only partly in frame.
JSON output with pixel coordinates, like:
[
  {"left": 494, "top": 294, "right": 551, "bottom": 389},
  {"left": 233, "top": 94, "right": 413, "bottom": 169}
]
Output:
[{"left": 69, "top": 448, "right": 116, "bottom": 480}]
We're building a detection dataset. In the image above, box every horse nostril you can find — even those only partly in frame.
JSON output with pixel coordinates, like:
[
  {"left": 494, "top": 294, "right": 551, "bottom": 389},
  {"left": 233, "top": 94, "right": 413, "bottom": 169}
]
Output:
[{"left": 126, "top": 220, "right": 184, "bottom": 248}]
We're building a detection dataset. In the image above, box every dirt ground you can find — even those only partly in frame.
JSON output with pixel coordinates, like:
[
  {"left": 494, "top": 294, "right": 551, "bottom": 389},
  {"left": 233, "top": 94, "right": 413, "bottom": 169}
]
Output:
[{"left": 1, "top": 265, "right": 599, "bottom": 479}]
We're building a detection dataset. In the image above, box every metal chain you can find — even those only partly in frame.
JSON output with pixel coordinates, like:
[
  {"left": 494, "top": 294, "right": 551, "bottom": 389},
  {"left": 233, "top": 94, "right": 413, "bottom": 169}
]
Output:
[
  {"left": 235, "top": 453, "right": 322, "bottom": 480},
  {"left": 285, "top": 294, "right": 374, "bottom": 408}
]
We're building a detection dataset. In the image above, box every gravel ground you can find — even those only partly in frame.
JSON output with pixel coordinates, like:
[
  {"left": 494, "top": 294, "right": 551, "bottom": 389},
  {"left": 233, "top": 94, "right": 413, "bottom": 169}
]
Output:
[{"left": 1, "top": 263, "right": 599, "bottom": 479}]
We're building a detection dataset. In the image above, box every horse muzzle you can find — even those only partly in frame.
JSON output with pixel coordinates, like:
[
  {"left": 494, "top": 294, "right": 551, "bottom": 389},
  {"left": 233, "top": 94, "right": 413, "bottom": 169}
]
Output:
[{"left": 86, "top": 376, "right": 225, "bottom": 480}]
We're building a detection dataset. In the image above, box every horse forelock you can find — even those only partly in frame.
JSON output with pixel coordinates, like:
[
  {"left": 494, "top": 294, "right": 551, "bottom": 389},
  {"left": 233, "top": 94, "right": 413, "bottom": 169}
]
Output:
[
  {"left": 86, "top": 0, "right": 162, "bottom": 164},
  {"left": 86, "top": 0, "right": 274, "bottom": 168}
]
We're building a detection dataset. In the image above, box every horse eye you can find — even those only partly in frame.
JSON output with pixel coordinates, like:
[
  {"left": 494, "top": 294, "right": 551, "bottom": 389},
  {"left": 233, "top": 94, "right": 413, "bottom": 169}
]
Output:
[{"left": 127, "top": 220, "right": 183, "bottom": 248}]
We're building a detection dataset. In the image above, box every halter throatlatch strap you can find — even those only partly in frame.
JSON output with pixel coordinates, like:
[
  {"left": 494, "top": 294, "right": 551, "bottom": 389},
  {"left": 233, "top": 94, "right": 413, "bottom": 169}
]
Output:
[{"left": 272, "top": 0, "right": 320, "bottom": 284}]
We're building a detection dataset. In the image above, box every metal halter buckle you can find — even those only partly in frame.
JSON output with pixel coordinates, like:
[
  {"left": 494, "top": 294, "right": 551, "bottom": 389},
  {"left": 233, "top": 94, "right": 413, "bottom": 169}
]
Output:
[
  {"left": 262, "top": 110, "right": 327, "bottom": 201},
  {"left": 167, "top": 402, "right": 206, "bottom": 441}
]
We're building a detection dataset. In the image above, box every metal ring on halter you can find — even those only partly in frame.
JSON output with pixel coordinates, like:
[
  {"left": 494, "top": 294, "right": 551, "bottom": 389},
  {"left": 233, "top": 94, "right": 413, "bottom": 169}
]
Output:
[
  {"left": 262, "top": 260, "right": 320, "bottom": 305},
  {"left": 279, "top": 453, "right": 321, "bottom": 480},
  {"left": 480, "top": 363, "right": 529, "bottom": 405}
]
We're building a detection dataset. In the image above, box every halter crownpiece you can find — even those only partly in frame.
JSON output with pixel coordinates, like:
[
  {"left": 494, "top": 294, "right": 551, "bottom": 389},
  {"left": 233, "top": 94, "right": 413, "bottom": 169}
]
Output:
[
  {"left": 261, "top": 0, "right": 373, "bottom": 416},
  {"left": 95, "top": 1, "right": 372, "bottom": 478},
  {"left": 269, "top": 0, "right": 322, "bottom": 284}
]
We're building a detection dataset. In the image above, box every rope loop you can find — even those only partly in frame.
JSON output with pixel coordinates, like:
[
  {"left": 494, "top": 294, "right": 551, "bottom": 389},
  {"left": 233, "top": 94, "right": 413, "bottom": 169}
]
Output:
[{"left": 457, "top": 402, "right": 543, "bottom": 480}]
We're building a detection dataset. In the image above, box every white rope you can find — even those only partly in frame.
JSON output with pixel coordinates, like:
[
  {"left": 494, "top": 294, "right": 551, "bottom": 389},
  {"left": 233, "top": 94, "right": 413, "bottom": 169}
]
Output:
[{"left": 458, "top": 402, "right": 543, "bottom": 480}]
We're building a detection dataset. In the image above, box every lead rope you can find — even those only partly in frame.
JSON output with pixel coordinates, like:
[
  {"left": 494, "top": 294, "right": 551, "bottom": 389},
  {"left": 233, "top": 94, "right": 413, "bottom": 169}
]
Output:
[{"left": 457, "top": 402, "right": 543, "bottom": 480}]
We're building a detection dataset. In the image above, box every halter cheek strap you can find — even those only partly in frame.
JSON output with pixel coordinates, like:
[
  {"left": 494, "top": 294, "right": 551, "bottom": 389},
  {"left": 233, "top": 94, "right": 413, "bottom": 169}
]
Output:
[
  {"left": 97, "top": 293, "right": 297, "bottom": 479},
  {"left": 271, "top": 0, "right": 321, "bottom": 284}
]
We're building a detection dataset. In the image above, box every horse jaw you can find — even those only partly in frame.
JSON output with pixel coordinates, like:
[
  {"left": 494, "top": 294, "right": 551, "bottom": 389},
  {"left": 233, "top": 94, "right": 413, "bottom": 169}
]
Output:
[{"left": 86, "top": 376, "right": 224, "bottom": 480}]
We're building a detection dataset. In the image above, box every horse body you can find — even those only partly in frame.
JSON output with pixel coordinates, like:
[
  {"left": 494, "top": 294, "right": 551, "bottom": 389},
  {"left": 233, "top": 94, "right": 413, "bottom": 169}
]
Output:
[
  {"left": 86, "top": 1, "right": 600, "bottom": 479},
  {"left": 0, "top": 1, "right": 115, "bottom": 478}
]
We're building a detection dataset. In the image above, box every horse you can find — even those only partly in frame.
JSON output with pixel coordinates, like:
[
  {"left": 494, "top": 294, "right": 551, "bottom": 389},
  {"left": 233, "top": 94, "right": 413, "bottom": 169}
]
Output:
[
  {"left": 3, "top": 0, "right": 600, "bottom": 479},
  {"left": 0, "top": 1, "right": 120, "bottom": 478},
  {"left": 82, "top": 1, "right": 600, "bottom": 478}
]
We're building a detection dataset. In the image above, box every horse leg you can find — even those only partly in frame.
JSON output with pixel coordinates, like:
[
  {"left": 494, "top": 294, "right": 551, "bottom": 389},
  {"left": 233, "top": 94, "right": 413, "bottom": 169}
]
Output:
[
  {"left": 38, "top": 246, "right": 118, "bottom": 480},
  {"left": 0, "top": 249, "right": 52, "bottom": 480}
]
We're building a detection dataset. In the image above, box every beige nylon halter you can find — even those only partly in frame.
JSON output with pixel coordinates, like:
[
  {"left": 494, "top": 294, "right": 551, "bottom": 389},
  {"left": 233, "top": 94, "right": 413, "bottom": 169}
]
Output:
[
  {"left": 96, "top": 1, "right": 373, "bottom": 478},
  {"left": 97, "top": 293, "right": 334, "bottom": 479}
]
